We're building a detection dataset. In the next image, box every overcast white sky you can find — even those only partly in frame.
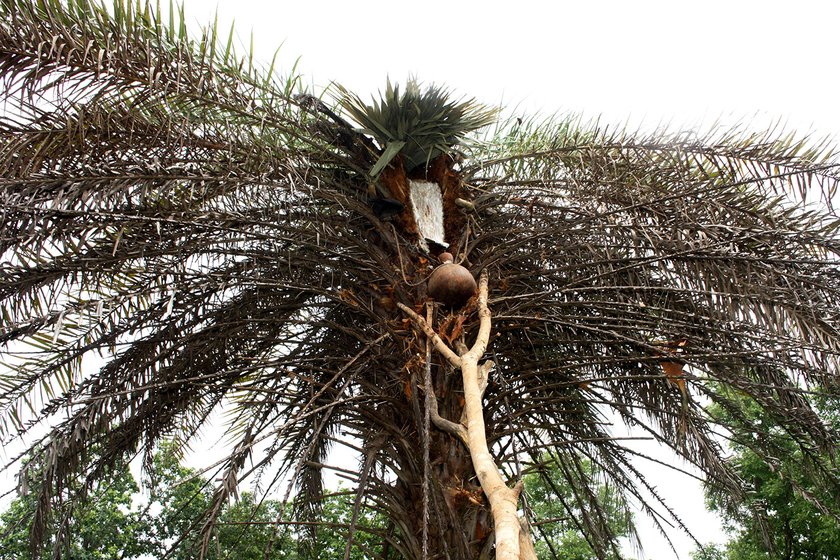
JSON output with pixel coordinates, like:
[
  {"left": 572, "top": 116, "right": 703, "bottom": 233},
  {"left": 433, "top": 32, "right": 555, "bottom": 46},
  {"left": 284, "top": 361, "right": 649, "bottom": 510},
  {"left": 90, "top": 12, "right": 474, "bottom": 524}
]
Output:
[
  {"left": 178, "top": 1, "right": 837, "bottom": 558},
  {"left": 3, "top": 2, "right": 838, "bottom": 558},
  {"left": 193, "top": 0, "right": 840, "bottom": 138}
]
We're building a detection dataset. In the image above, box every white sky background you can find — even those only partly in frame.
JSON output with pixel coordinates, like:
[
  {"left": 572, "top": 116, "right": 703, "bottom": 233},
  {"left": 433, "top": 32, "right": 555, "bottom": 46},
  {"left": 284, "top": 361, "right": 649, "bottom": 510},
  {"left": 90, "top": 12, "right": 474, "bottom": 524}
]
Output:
[
  {"left": 192, "top": 0, "right": 840, "bottom": 137},
  {"left": 2, "top": 1, "right": 838, "bottom": 559}
]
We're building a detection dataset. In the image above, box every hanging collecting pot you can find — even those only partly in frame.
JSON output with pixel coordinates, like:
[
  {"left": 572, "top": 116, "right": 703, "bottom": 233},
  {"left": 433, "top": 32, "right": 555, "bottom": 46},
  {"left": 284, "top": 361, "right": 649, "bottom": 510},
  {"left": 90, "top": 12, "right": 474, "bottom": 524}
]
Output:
[{"left": 427, "top": 252, "right": 477, "bottom": 308}]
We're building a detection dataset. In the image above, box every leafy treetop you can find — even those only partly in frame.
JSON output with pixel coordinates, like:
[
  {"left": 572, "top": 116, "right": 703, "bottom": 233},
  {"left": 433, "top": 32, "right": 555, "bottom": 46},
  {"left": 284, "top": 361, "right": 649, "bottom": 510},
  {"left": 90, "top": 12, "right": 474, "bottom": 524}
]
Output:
[{"left": 338, "top": 79, "right": 498, "bottom": 176}]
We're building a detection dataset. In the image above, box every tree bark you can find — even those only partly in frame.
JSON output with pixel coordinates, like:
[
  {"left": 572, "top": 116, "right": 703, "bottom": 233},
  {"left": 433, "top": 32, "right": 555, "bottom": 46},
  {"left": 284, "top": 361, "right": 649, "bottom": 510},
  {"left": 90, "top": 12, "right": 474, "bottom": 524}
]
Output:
[{"left": 399, "top": 273, "right": 537, "bottom": 560}]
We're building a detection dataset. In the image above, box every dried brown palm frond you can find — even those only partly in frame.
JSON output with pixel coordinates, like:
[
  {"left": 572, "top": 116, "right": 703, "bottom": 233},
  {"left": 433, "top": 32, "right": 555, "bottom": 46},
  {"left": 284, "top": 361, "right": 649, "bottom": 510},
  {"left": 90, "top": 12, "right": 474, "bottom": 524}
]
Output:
[{"left": 2, "top": 1, "right": 840, "bottom": 559}]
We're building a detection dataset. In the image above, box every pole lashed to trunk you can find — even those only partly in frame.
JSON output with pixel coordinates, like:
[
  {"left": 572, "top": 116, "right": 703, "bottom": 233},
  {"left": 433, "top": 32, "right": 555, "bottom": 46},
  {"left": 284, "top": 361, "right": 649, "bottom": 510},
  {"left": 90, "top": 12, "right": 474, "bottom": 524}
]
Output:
[{"left": 399, "top": 273, "right": 538, "bottom": 559}]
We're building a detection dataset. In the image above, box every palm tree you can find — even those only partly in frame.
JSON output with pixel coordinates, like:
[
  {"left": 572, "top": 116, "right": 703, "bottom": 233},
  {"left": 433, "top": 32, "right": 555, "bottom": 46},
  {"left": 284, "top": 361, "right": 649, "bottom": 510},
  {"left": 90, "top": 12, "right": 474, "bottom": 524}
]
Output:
[{"left": 2, "top": 1, "right": 840, "bottom": 559}]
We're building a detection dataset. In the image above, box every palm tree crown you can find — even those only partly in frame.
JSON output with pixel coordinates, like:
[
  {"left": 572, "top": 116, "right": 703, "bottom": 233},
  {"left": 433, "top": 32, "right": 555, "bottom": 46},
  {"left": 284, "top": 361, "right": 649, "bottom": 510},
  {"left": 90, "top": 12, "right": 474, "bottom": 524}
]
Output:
[
  {"left": 339, "top": 79, "right": 498, "bottom": 177},
  {"left": 1, "top": 1, "right": 840, "bottom": 559}
]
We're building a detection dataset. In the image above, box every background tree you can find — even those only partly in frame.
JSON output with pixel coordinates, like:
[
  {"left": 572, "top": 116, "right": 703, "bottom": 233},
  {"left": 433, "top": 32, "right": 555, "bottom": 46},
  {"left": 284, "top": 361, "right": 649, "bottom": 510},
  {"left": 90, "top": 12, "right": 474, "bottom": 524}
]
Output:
[
  {"left": 524, "top": 457, "right": 633, "bottom": 560},
  {"left": 690, "top": 544, "right": 727, "bottom": 560},
  {"left": 0, "top": 444, "right": 302, "bottom": 560},
  {"left": 692, "top": 391, "right": 840, "bottom": 560},
  {"left": 0, "top": 454, "right": 153, "bottom": 560},
  {"left": 2, "top": 1, "right": 840, "bottom": 558},
  {"left": 1, "top": 444, "right": 607, "bottom": 559}
]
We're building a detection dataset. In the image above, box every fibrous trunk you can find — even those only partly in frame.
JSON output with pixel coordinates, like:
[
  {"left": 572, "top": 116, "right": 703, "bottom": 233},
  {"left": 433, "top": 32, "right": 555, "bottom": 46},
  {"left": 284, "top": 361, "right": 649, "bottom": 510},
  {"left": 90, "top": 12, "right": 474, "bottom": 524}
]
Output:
[{"left": 398, "top": 275, "right": 538, "bottom": 560}]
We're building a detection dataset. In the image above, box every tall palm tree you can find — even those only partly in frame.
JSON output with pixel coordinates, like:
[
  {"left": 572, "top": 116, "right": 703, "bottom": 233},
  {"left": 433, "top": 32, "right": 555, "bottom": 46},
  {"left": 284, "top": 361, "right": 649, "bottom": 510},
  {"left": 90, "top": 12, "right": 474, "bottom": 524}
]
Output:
[{"left": 2, "top": 1, "right": 840, "bottom": 559}]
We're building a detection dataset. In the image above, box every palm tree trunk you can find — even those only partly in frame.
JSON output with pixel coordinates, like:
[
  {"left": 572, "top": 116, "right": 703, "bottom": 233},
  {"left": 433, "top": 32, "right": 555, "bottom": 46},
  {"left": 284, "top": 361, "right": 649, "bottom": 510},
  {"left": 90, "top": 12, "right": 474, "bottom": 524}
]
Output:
[{"left": 399, "top": 273, "right": 538, "bottom": 559}]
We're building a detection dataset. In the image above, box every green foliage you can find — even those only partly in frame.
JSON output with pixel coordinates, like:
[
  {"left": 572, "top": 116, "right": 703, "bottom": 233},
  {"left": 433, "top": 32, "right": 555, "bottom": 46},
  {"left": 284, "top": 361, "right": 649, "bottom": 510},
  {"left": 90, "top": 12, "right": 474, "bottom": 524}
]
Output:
[
  {"left": 0, "top": 443, "right": 383, "bottom": 560},
  {"left": 691, "top": 544, "right": 727, "bottom": 560},
  {"left": 0, "top": 457, "right": 153, "bottom": 560},
  {"left": 338, "top": 78, "right": 497, "bottom": 175},
  {"left": 145, "top": 442, "right": 214, "bottom": 560},
  {"left": 296, "top": 491, "right": 393, "bottom": 560},
  {"left": 0, "top": 444, "right": 636, "bottom": 559},
  {"left": 698, "top": 391, "right": 840, "bottom": 560},
  {"left": 212, "top": 493, "right": 294, "bottom": 560},
  {"left": 0, "top": 490, "right": 45, "bottom": 560},
  {"left": 525, "top": 457, "right": 634, "bottom": 559}
]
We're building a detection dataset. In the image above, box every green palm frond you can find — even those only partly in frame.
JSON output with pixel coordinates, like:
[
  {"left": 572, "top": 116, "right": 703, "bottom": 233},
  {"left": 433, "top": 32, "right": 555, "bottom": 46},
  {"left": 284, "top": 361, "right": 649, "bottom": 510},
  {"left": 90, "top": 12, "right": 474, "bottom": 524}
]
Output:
[{"left": 338, "top": 79, "right": 498, "bottom": 175}]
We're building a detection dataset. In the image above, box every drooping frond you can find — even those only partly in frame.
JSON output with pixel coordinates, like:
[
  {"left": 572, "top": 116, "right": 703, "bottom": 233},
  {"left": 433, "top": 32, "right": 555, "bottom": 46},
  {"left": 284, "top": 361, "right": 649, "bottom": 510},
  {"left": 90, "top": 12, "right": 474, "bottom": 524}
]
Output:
[
  {"left": 463, "top": 114, "right": 840, "bottom": 551},
  {"left": 2, "top": 1, "right": 840, "bottom": 559}
]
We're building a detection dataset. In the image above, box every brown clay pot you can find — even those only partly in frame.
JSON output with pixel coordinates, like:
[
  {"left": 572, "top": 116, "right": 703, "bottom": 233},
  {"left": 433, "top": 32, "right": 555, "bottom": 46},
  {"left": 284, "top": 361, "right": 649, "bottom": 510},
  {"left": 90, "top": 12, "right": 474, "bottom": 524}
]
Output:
[{"left": 427, "top": 252, "right": 477, "bottom": 308}]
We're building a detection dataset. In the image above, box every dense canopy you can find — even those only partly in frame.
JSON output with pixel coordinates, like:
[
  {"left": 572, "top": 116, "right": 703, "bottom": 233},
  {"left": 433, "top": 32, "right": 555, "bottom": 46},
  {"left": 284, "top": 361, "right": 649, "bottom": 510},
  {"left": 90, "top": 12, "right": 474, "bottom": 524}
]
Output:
[{"left": 1, "top": 1, "right": 840, "bottom": 559}]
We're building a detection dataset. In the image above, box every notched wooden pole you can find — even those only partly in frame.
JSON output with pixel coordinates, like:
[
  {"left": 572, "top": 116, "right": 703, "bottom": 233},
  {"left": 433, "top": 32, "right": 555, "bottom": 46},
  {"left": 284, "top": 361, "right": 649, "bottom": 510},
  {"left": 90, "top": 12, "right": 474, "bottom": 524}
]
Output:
[{"left": 399, "top": 272, "right": 536, "bottom": 560}]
